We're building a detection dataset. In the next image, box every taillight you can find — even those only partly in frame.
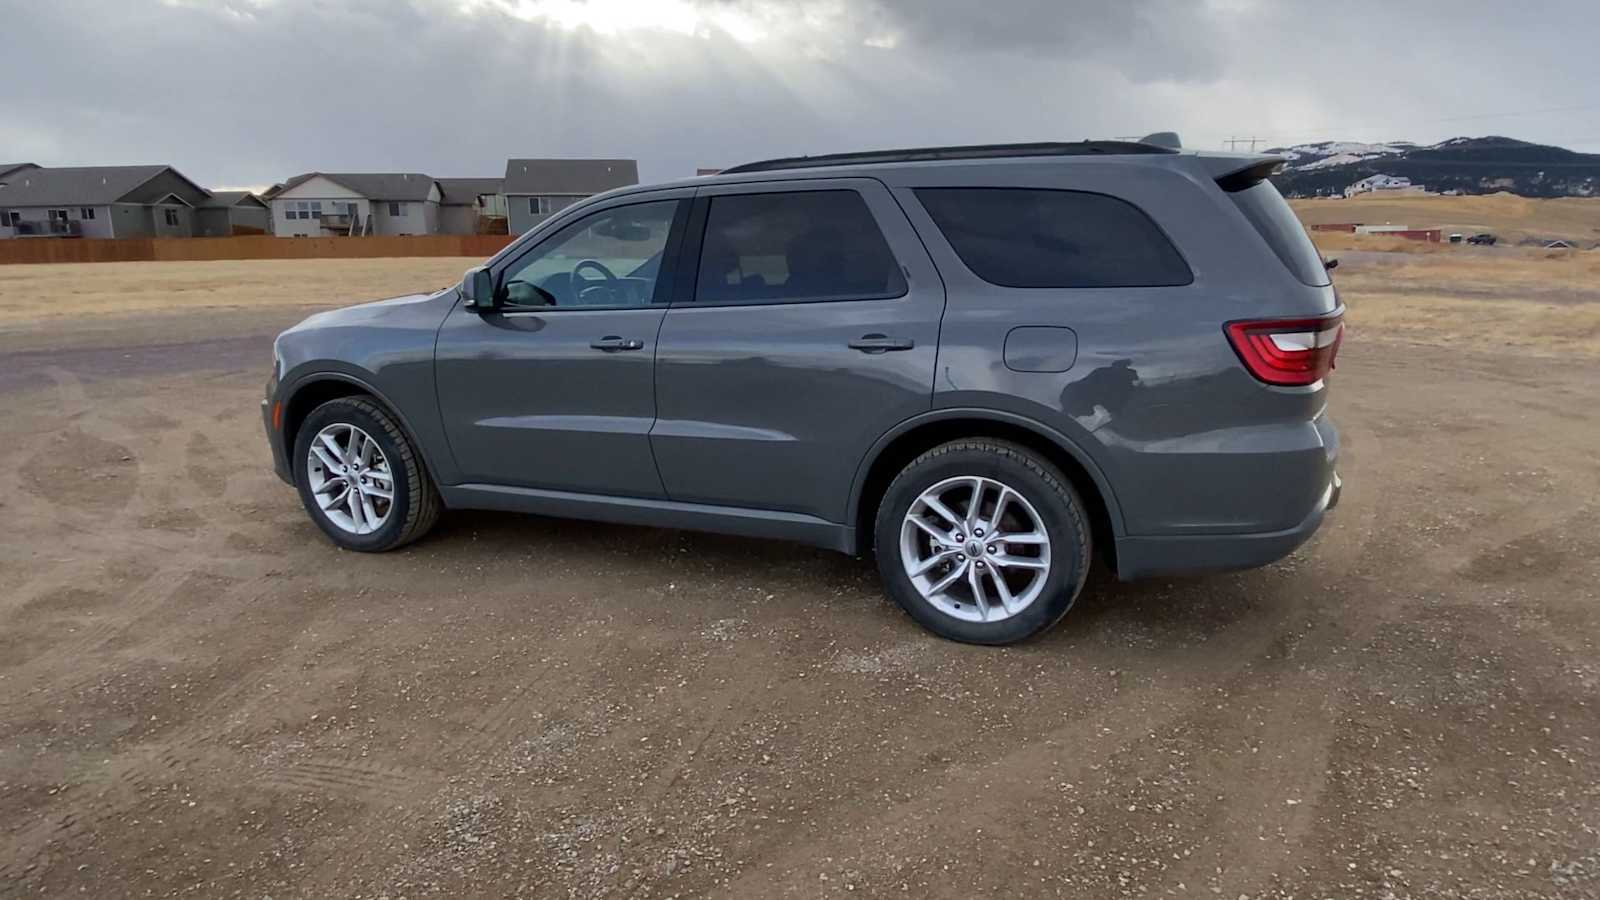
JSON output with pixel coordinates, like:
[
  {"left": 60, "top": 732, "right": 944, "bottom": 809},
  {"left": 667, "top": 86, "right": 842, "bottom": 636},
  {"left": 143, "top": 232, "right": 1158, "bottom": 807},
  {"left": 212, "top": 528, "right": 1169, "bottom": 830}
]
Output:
[{"left": 1224, "top": 312, "right": 1343, "bottom": 386}]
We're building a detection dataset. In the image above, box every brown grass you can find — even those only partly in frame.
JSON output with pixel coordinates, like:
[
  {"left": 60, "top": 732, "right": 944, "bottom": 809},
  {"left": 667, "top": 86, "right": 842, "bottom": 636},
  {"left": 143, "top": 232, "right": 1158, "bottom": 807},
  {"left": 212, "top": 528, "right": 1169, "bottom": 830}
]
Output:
[
  {"left": 1348, "top": 292, "right": 1600, "bottom": 358},
  {"left": 1331, "top": 247, "right": 1600, "bottom": 358},
  {"left": 3, "top": 248, "right": 1598, "bottom": 359},
  {"left": 0, "top": 257, "right": 479, "bottom": 325},
  {"left": 1291, "top": 192, "right": 1600, "bottom": 245}
]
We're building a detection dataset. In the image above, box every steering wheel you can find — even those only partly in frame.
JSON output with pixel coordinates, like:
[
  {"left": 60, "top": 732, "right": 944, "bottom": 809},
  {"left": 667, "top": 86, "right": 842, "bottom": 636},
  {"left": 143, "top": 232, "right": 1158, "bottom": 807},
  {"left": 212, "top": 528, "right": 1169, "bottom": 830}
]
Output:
[{"left": 571, "top": 259, "right": 621, "bottom": 305}]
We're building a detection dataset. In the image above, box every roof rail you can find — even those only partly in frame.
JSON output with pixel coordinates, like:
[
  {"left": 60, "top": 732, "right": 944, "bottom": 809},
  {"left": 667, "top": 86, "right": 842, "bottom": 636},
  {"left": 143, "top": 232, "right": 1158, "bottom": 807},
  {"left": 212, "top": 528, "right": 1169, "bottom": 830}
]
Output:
[{"left": 719, "top": 140, "right": 1177, "bottom": 175}]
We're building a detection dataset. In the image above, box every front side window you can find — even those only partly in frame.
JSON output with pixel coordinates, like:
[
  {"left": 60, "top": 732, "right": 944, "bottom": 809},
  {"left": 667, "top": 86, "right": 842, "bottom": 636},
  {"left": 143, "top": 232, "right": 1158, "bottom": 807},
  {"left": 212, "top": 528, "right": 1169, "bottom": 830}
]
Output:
[
  {"left": 80, "top": 207, "right": 95, "bottom": 220},
  {"left": 49, "top": 209, "right": 67, "bottom": 221},
  {"left": 915, "top": 188, "right": 1192, "bottom": 289},
  {"left": 388, "top": 201, "right": 403, "bottom": 217},
  {"left": 695, "top": 190, "right": 906, "bottom": 305},
  {"left": 498, "top": 199, "right": 678, "bottom": 309},
  {"left": 164, "top": 208, "right": 180, "bottom": 226}
]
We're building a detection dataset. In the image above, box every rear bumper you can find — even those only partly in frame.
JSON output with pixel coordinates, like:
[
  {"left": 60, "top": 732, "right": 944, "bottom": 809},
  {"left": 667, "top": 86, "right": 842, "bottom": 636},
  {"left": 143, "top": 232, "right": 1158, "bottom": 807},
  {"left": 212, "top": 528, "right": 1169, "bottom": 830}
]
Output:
[{"left": 1114, "top": 470, "right": 1339, "bottom": 581}]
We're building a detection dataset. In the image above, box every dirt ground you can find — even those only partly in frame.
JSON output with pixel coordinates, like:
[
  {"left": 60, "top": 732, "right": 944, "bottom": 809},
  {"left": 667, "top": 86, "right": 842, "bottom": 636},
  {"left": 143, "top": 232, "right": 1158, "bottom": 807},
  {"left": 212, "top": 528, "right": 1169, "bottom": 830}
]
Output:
[{"left": 2, "top": 256, "right": 1598, "bottom": 898}]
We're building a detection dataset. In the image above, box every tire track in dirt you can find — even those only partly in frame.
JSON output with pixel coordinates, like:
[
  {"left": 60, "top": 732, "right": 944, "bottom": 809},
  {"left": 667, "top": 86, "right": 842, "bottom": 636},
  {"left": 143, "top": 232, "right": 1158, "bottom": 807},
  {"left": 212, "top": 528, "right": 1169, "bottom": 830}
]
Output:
[{"left": 257, "top": 758, "right": 427, "bottom": 805}]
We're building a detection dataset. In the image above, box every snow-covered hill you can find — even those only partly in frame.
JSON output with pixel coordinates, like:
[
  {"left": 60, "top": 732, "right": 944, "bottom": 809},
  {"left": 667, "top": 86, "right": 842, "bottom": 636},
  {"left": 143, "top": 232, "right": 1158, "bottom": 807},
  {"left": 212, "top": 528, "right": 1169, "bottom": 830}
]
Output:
[{"left": 1259, "top": 136, "right": 1600, "bottom": 198}]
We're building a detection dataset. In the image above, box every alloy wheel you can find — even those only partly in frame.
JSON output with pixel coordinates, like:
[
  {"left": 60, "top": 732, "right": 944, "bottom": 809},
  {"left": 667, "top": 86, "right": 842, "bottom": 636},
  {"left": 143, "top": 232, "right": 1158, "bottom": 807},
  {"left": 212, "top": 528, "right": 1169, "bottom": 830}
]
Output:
[
  {"left": 898, "top": 475, "right": 1052, "bottom": 623},
  {"left": 306, "top": 423, "right": 394, "bottom": 535}
]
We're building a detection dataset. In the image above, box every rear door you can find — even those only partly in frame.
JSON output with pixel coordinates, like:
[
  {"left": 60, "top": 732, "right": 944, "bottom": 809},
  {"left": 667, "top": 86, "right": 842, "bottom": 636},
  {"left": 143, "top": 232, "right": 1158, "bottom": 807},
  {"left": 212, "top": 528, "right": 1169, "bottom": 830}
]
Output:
[{"left": 649, "top": 178, "right": 945, "bottom": 523}]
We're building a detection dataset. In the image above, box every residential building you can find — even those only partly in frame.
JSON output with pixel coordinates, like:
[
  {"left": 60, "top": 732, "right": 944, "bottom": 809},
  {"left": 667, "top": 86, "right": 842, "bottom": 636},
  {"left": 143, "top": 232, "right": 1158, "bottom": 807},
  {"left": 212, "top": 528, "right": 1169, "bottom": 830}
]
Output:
[
  {"left": 0, "top": 164, "right": 209, "bottom": 238},
  {"left": 1343, "top": 173, "right": 1426, "bottom": 198},
  {"left": 503, "top": 158, "right": 639, "bottom": 233},
  {"left": 195, "top": 191, "right": 272, "bottom": 236},
  {"left": 437, "top": 177, "right": 507, "bottom": 235},
  {"left": 270, "top": 173, "right": 441, "bottom": 237}
]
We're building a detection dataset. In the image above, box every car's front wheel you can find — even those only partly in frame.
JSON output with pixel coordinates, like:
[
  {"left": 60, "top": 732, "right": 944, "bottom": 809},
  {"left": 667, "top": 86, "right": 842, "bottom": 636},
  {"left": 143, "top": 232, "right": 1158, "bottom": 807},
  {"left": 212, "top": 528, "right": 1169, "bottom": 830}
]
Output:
[
  {"left": 293, "top": 396, "right": 440, "bottom": 552},
  {"left": 874, "top": 440, "right": 1091, "bottom": 644}
]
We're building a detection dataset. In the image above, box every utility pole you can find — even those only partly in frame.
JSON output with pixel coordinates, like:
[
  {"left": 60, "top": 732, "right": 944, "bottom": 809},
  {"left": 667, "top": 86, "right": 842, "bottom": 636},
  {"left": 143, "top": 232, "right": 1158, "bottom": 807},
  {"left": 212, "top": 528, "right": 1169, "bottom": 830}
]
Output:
[{"left": 1224, "top": 136, "right": 1264, "bottom": 152}]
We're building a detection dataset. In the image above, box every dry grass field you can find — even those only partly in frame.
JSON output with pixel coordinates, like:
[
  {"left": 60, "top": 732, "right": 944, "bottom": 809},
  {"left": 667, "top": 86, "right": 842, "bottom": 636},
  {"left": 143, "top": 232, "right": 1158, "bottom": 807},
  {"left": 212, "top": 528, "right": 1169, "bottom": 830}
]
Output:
[
  {"left": 0, "top": 257, "right": 479, "bottom": 326},
  {"left": 3, "top": 237, "right": 1596, "bottom": 360},
  {"left": 1313, "top": 243, "right": 1600, "bottom": 358},
  {"left": 1291, "top": 191, "right": 1600, "bottom": 245}
]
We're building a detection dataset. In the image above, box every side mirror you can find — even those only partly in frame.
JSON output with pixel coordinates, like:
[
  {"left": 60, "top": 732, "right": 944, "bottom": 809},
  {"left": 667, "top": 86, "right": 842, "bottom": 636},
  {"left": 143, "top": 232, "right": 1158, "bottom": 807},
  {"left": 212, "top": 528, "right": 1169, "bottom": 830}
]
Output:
[{"left": 461, "top": 265, "right": 496, "bottom": 309}]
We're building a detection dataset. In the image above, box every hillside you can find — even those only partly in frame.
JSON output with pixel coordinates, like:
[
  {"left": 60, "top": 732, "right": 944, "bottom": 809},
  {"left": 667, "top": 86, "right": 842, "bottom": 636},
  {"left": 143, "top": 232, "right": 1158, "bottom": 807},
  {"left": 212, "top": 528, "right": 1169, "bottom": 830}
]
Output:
[
  {"left": 1290, "top": 192, "right": 1600, "bottom": 245},
  {"left": 1269, "top": 136, "right": 1600, "bottom": 199}
]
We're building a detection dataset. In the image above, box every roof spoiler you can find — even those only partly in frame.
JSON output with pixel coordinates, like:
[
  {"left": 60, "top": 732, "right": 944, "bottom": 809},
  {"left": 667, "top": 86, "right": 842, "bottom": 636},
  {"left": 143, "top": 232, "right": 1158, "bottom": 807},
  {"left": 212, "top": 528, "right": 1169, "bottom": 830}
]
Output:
[{"left": 1202, "top": 155, "right": 1288, "bottom": 192}]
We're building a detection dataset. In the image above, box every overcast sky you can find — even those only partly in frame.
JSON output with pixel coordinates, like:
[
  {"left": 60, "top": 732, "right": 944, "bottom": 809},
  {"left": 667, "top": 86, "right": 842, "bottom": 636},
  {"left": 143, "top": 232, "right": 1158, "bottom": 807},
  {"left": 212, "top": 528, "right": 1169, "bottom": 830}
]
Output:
[{"left": 3, "top": 0, "right": 1597, "bottom": 189}]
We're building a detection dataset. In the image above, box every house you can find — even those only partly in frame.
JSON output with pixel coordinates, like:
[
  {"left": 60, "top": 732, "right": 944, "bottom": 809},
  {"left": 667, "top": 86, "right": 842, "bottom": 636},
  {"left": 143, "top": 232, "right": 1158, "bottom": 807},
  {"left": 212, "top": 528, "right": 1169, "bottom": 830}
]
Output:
[
  {"left": 0, "top": 164, "right": 210, "bottom": 238},
  {"left": 195, "top": 191, "right": 272, "bottom": 237},
  {"left": 270, "top": 173, "right": 441, "bottom": 237},
  {"left": 437, "top": 177, "right": 507, "bottom": 235},
  {"left": 503, "top": 158, "right": 639, "bottom": 234},
  {"left": 1343, "top": 174, "right": 1426, "bottom": 198}
]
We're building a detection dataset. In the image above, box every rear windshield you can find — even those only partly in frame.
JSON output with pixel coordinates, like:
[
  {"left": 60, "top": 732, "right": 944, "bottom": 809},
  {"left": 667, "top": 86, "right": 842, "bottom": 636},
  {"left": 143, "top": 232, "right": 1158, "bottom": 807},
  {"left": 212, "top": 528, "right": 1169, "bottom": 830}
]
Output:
[
  {"left": 1226, "top": 180, "right": 1330, "bottom": 286},
  {"left": 915, "top": 187, "right": 1192, "bottom": 289}
]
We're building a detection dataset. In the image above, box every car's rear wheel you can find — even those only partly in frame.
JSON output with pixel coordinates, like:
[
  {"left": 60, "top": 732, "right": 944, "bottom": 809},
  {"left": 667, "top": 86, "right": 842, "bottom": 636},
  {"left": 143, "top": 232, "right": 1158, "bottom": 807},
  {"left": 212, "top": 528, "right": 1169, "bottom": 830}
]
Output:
[
  {"left": 874, "top": 440, "right": 1091, "bottom": 644},
  {"left": 293, "top": 396, "right": 440, "bottom": 552}
]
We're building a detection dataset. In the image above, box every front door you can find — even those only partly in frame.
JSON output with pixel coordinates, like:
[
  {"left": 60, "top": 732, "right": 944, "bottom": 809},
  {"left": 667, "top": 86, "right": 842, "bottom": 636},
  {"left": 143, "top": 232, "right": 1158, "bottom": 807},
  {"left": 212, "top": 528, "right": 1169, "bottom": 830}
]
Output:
[
  {"left": 435, "top": 196, "right": 687, "bottom": 497},
  {"left": 650, "top": 179, "right": 945, "bottom": 523}
]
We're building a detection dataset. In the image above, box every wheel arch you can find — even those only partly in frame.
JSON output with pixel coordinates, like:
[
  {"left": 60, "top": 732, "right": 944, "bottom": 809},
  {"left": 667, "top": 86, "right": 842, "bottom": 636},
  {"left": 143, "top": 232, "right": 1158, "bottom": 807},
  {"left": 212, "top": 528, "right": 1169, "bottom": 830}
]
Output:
[
  {"left": 279, "top": 372, "right": 442, "bottom": 485},
  {"left": 847, "top": 409, "right": 1124, "bottom": 571}
]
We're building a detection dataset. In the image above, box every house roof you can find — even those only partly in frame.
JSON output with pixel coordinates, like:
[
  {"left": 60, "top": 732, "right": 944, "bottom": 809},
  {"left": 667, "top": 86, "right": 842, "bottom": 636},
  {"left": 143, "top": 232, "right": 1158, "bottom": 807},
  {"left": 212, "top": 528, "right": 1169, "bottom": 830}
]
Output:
[
  {"left": 199, "top": 190, "right": 269, "bottom": 209},
  {"left": 0, "top": 163, "right": 39, "bottom": 180},
  {"left": 276, "top": 172, "right": 438, "bottom": 202},
  {"left": 437, "top": 177, "right": 504, "bottom": 204},
  {"left": 502, "top": 158, "right": 639, "bottom": 196},
  {"left": 0, "top": 165, "right": 207, "bottom": 207}
]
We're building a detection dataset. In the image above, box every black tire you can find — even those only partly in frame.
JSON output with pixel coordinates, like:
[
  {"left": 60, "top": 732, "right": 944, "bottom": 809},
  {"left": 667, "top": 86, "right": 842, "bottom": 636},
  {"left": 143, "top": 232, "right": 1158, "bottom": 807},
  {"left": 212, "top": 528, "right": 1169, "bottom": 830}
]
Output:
[
  {"left": 292, "top": 396, "right": 441, "bottom": 552},
  {"left": 873, "top": 440, "right": 1092, "bottom": 645}
]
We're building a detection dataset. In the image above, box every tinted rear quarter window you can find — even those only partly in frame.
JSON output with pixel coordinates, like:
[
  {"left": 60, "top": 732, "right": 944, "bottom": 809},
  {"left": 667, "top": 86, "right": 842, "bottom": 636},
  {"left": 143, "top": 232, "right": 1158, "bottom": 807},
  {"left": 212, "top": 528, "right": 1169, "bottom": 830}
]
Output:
[
  {"left": 915, "top": 187, "right": 1192, "bottom": 288},
  {"left": 1225, "top": 179, "right": 1330, "bottom": 287},
  {"left": 696, "top": 190, "right": 907, "bottom": 304}
]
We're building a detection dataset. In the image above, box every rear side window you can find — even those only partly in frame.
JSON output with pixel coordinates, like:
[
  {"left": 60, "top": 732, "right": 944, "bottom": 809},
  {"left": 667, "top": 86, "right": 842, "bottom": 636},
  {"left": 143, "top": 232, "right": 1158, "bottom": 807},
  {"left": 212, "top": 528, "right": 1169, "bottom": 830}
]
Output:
[
  {"left": 695, "top": 190, "right": 907, "bottom": 304},
  {"left": 1225, "top": 179, "right": 1330, "bottom": 287},
  {"left": 915, "top": 188, "right": 1192, "bottom": 288}
]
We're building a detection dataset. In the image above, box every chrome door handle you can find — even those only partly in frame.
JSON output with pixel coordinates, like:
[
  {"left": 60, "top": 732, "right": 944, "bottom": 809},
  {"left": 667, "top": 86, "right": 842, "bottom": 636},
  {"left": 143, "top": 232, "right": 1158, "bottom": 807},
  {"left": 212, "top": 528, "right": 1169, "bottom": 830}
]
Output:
[
  {"left": 591, "top": 336, "right": 645, "bottom": 351},
  {"left": 848, "top": 334, "right": 915, "bottom": 353}
]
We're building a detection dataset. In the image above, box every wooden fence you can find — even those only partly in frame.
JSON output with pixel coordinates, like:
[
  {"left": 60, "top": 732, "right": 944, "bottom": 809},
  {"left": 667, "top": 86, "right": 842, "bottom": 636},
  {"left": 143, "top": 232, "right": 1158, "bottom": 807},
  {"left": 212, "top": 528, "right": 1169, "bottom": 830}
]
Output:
[{"left": 0, "top": 234, "right": 519, "bottom": 265}]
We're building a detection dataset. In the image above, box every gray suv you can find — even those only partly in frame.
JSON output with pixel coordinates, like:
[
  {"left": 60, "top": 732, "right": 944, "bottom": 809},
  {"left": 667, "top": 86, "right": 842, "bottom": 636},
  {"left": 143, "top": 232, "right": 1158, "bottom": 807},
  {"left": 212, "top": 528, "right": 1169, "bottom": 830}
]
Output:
[{"left": 263, "top": 140, "right": 1342, "bottom": 644}]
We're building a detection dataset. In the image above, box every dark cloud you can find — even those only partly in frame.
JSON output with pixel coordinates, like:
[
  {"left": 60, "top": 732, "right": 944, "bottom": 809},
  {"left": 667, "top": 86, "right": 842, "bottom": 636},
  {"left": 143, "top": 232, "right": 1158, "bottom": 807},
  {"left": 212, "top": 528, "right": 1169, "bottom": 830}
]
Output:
[
  {"left": 0, "top": 0, "right": 1594, "bottom": 189},
  {"left": 720, "top": 0, "right": 1229, "bottom": 79}
]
